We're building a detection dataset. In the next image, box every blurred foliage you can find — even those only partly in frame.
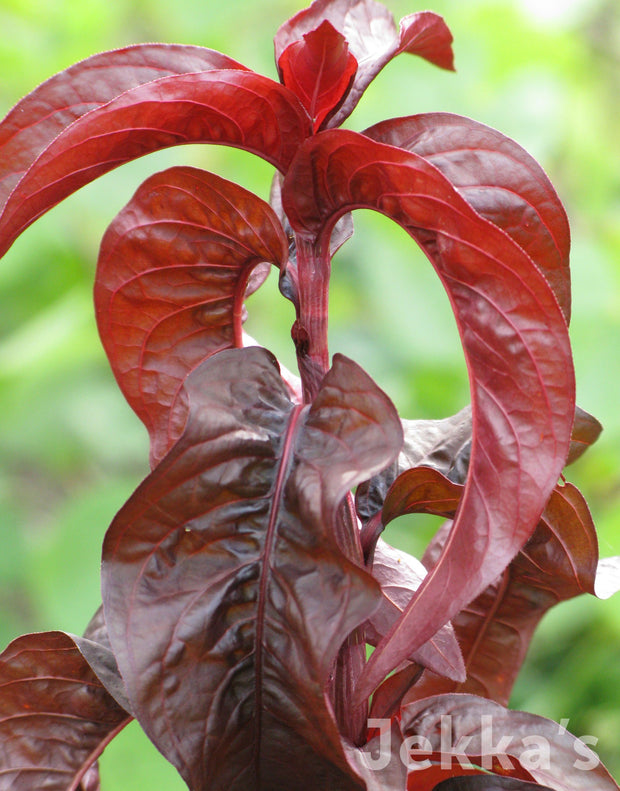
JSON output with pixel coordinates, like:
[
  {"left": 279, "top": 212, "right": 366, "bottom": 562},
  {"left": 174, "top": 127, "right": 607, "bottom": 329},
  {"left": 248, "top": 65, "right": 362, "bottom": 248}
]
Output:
[{"left": 0, "top": 0, "right": 618, "bottom": 785}]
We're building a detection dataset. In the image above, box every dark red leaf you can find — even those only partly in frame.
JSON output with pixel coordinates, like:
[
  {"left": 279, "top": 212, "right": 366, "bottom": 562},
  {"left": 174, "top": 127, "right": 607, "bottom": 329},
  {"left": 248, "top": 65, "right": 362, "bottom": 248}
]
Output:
[
  {"left": 432, "top": 777, "right": 554, "bottom": 790},
  {"left": 95, "top": 166, "right": 289, "bottom": 467},
  {"left": 356, "top": 407, "right": 471, "bottom": 525},
  {"left": 0, "top": 631, "right": 130, "bottom": 791},
  {"left": 102, "top": 347, "right": 403, "bottom": 790},
  {"left": 0, "top": 44, "right": 248, "bottom": 215},
  {"left": 368, "top": 662, "right": 423, "bottom": 720},
  {"left": 278, "top": 20, "right": 358, "bottom": 132},
  {"left": 0, "top": 70, "right": 310, "bottom": 259},
  {"left": 365, "top": 113, "right": 571, "bottom": 322},
  {"left": 401, "top": 694, "right": 620, "bottom": 791},
  {"left": 282, "top": 129, "right": 575, "bottom": 701},
  {"left": 567, "top": 405, "right": 603, "bottom": 465},
  {"left": 367, "top": 538, "right": 465, "bottom": 682},
  {"left": 403, "top": 480, "right": 599, "bottom": 705},
  {"left": 274, "top": 0, "right": 454, "bottom": 127}
]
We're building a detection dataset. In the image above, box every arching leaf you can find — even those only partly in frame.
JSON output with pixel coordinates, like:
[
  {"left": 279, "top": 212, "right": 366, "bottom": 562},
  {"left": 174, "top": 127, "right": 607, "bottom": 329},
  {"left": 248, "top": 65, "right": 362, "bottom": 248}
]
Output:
[
  {"left": 95, "top": 166, "right": 289, "bottom": 467},
  {"left": 0, "top": 70, "right": 310, "bottom": 259},
  {"left": 0, "top": 43, "right": 248, "bottom": 213},
  {"left": 281, "top": 129, "right": 574, "bottom": 701},
  {"left": 365, "top": 113, "right": 571, "bottom": 322}
]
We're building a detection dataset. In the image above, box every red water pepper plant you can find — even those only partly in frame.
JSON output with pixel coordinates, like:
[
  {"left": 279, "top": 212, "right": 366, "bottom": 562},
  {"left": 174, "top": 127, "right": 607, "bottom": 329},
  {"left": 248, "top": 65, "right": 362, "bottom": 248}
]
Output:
[{"left": 0, "top": 1, "right": 618, "bottom": 789}]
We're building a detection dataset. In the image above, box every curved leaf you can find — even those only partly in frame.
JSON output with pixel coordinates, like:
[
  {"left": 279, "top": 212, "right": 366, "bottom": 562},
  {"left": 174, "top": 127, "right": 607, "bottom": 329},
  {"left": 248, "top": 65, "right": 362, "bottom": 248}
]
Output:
[
  {"left": 397, "top": 477, "right": 598, "bottom": 705},
  {"left": 365, "top": 113, "right": 571, "bottom": 322},
  {"left": 401, "top": 694, "right": 620, "bottom": 791},
  {"left": 102, "top": 347, "right": 402, "bottom": 790},
  {"left": 0, "top": 43, "right": 248, "bottom": 213},
  {"left": 274, "top": 0, "right": 454, "bottom": 127},
  {"left": 282, "top": 129, "right": 575, "bottom": 701},
  {"left": 0, "top": 631, "right": 130, "bottom": 791},
  {"left": 95, "top": 166, "right": 289, "bottom": 467},
  {"left": 0, "top": 70, "right": 310, "bottom": 259},
  {"left": 278, "top": 20, "right": 358, "bottom": 132},
  {"left": 366, "top": 538, "right": 465, "bottom": 682}
]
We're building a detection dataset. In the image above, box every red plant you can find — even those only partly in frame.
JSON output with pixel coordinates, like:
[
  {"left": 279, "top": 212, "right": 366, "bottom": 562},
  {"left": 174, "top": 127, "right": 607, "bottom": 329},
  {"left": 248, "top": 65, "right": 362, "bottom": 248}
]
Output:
[{"left": 0, "top": 1, "right": 618, "bottom": 789}]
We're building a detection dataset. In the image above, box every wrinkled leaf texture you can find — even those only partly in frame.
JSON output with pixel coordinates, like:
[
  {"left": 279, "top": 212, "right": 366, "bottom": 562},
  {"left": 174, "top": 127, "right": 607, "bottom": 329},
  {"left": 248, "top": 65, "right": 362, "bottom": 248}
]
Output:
[
  {"left": 0, "top": 631, "right": 130, "bottom": 791},
  {"left": 366, "top": 538, "right": 465, "bottom": 683},
  {"left": 365, "top": 114, "right": 571, "bottom": 322},
  {"left": 401, "top": 694, "right": 620, "bottom": 791},
  {"left": 0, "top": 69, "right": 311, "bottom": 258},
  {"left": 102, "top": 347, "right": 403, "bottom": 791},
  {"left": 281, "top": 128, "right": 575, "bottom": 701},
  {"left": 382, "top": 468, "right": 598, "bottom": 705},
  {"left": 95, "top": 166, "right": 288, "bottom": 467},
  {"left": 274, "top": 0, "right": 454, "bottom": 127}
]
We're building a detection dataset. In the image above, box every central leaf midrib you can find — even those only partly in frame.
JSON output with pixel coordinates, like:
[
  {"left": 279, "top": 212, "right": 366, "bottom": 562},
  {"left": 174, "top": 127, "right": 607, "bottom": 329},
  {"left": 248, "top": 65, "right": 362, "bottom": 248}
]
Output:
[{"left": 253, "top": 402, "right": 305, "bottom": 780}]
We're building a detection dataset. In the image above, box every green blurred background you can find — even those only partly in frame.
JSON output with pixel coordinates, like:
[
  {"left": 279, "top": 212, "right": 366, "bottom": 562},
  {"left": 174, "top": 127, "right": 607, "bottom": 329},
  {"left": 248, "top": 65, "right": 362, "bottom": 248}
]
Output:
[{"left": 0, "top": 0, "right": 618, "bottom": 785}]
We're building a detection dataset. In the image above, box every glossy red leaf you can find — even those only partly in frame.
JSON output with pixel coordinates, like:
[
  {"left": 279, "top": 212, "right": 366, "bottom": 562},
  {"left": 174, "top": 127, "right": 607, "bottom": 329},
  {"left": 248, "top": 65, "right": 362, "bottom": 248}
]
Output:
[
  {"left": 0, "top": 70, "right": 310, "bottom": 259},
  {"left": 367, "top": 538, "right": 465, "bottom": 682},
  {"left": 274, "top": 0, "right": 454, "bottom": 127},
  {"left": 282, "top": 129, "right": 575, "bottom": 701},
  {"left": 401, "top": 694, "right": 620, "bottom": 791},
  {"left": 400, "top": 478, "right": 599, "bottom": 705},
  {"left": 0, "top": 631, "right": 130, "bottom": 791},
  {"left": 102, "top": 347, "right": 403, "bottom": 790},
  {"left": 278, "top": 20, "right": 358, "bottom": 131},
  {"left": 95, "top": 166, "right": 288, "bottom": 467},
  {"left": 365, "top": 113, "right": 571, "bottom": 322},
  {"left": 0, "top": 43, "right": 248, "bottom": 214}
]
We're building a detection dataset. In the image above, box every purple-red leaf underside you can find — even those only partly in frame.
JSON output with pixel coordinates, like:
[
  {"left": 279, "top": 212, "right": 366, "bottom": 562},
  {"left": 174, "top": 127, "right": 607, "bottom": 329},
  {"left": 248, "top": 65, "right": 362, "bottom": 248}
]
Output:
[
  {"left": 102, "top": 347, "right": 402, "bottom": 790},
  {"left": 278, "top": 20, "right": 358, "bottom": 132},
  {"left": 0, "top": 70, "right": 310, "bottom": 259},
  {"left": 401, "top": 694, "right": 620, "bottom": 791},
  {"left": 365, "top": 113, "right": 571, "bottom": 322},
  {"left": 0, "top": 43, "right": 248, "bottom": 214},
  {"left": 95, "top": 166, "right": 288, "bottom": 467},
  {"left": 0, "top": 631, "right": 130, "bottom": 791},
  {"left": 281, "top": 129, "right": 575, "bottom": 702},
  {"left": 367, "top": 538, "right": 465, "bottom": 682},
  {"left": 274, "top": 0, "right": 454, "bottom": 128},
  {"left": 393, "top": 472, "right": 598, "bottom": 705}
]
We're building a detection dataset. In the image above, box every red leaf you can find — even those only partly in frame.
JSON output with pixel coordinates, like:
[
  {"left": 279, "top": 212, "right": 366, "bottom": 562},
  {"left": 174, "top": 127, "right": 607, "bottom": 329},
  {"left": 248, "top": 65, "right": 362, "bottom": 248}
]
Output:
[
  {"left": 95, "top": 166, "right": 288, "bottom": 467},
  {"left": 401, "top": 694, "right": 620, "bottom": 791},
  {"left": 274, "top": 0, "right": 454, "bottom": 127},
  {"left": 367, "top": 538, "right": 465, "bottom": 682},
  {"left": 567, "top": 405, "right": 603, "bottom": 465},
  {"left": 0, "top": 631, "right": 130, "bottom": 791},
  {"left": 398, "top": 11, "right": 455, "bottom": 71},
  {"left": 0, "top": 43, "right": 248, "bottom": 214},
  {"left": 278, "top": 20, "right": 358, "bottom": 131},
  {"left": 102, "top": 348, "right": 403, "bottom": 790},
  {"left": 281, "top": 129, "right": 575, "bottom": 701},
  {"left": 399, "top": 478, "right": 599, "bottom": 705},
  {"left": 365, "top": 113, "right": 571, "bottom": 322},
  {"left": 0, "top": 70, "right": 310, "bottom": 259}
]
